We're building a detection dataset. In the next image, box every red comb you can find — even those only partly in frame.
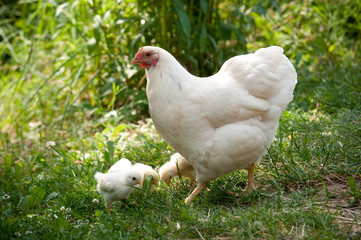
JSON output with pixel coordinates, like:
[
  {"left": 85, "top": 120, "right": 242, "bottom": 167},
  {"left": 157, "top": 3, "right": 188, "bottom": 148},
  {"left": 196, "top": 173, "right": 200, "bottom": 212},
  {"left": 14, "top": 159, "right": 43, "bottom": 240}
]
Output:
[{"left": 135, "top": 47, "right": 143, "bottom": 58}]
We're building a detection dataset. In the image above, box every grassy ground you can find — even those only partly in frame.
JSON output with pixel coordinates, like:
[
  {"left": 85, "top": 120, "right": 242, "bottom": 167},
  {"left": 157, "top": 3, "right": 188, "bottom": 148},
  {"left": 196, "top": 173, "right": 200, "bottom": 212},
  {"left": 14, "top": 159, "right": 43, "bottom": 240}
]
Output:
[{"left": 1, "top": 0, "right": 361, "bottom": 239}]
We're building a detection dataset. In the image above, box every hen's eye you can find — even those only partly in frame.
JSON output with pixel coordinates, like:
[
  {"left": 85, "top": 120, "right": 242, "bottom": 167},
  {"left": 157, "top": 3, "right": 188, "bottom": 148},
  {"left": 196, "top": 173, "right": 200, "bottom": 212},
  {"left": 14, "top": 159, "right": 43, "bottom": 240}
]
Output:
[
  {"left": 145, "top": 52, "right": 151, "bottom": 57},
  {"left": 132, "top": 177, "right": 137, "bottom": 181}
]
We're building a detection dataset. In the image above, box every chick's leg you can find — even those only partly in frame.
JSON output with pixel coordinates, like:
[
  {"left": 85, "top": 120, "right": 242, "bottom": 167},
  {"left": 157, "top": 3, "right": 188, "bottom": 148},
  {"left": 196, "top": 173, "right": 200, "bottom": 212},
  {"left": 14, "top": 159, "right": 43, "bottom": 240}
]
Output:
[
  {"left": 185, "top": 182, "right": 207, "bottom": 204},
  {"left": 246, "top": 163, "right": 256, "bottom": 191}
]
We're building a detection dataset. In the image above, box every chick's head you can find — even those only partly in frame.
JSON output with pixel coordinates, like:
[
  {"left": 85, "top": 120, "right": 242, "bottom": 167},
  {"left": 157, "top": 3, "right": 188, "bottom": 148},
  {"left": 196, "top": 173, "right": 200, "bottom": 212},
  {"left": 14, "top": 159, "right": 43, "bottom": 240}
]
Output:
[
  {"left": 126, "top": 171, "right": 142, "bottom": 186},
  {"left": 159, "top": 162, "right": 176, "bottom": 186}
]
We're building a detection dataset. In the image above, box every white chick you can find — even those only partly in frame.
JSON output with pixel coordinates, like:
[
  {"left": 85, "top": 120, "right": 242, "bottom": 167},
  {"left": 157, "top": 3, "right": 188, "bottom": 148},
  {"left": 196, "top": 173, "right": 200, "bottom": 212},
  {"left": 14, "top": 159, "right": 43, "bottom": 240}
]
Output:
[
  {"left": 159, "top": 153, "right": 196, "bottom": 186},
  {"left": 107, "top": 158, "right": 132, "bottom": 173},
  {"left": 130, "top": 163, "right": 159, "bottom": 189},
  {"left": 94, "top": 170, "right": 142, "bottom": 213}
]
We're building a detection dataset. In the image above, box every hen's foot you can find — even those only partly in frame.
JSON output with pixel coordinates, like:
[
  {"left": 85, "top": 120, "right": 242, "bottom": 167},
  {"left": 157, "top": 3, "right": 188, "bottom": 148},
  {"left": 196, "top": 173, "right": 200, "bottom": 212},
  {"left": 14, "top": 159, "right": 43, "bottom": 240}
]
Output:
[{"left": 185, "top": 182, "right": 207, "bottom": 204}]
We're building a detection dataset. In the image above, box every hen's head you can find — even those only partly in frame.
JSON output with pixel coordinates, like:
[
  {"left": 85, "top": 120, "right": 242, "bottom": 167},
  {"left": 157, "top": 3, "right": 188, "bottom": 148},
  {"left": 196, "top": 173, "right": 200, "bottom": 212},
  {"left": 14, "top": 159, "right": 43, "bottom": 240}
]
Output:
[{"left": 131, "top": 47, "right": 159, "bottom": 69}]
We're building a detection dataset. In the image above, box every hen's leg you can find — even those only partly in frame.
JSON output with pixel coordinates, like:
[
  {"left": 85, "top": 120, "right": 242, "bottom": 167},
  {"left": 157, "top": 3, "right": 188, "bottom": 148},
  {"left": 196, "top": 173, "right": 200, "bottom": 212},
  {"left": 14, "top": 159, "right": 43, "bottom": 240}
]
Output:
[
  {"left": 246, "top": 163, "right": 256, "bottom": 191},
  {"left": 107, "top": 201, "right": 112, "bottom": 214},
  {"left": 185, "top": 182, "right": 207, "bottom": 204}
]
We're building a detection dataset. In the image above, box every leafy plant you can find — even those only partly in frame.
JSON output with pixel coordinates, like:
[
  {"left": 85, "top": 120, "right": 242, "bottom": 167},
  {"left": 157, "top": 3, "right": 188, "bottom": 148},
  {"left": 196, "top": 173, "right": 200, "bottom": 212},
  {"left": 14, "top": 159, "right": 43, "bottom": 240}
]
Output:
[{"left": 347, "top": 176, "right": 361, "bottom": 206}]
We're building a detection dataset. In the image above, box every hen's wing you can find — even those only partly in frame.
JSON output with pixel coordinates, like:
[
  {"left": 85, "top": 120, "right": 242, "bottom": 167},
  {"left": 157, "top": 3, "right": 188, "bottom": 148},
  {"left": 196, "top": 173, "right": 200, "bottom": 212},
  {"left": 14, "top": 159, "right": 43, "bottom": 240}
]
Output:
[
  {"left": 222, "top": 46, "right": 297, "bottom": 108},
  {"left": 193, "top": 46, "right": 296, "bottom": 128}
]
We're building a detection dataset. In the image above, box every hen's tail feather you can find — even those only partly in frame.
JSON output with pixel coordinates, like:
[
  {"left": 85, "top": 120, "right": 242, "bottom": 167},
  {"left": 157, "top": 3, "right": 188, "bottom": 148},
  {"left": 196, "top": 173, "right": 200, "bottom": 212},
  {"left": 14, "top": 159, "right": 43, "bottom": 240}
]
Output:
[{"left": 255, "top": 46, "right": 297, "bottom": 109}]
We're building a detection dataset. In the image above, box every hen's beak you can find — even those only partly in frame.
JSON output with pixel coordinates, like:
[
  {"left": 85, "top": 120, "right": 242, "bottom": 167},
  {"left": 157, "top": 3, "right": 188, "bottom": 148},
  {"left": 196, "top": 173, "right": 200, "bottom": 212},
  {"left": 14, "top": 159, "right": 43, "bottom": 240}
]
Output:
[{"left": 130, "top": 57, "right": 140, "bottom": 65}]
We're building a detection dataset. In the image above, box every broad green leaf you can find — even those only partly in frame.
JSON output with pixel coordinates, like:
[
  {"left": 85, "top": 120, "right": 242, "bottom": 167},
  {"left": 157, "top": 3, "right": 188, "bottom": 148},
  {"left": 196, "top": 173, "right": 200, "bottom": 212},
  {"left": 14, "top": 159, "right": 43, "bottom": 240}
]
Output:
[
  {"left": 14, "top": 163, "right": 21, "bottom": 181},
  {"left": 173, "top": 0, "right": 191, "bottom": 38},
  {"left": 328, "top": 44, "right": 335, "bottom": 53},
  {"left": 95, "top": 210, "right": 102, "bottom": 217},
  {"left": 45, "top": 192, "right": 59, "bottom": 203},
  {"left": 103, "top": 10, "right": 111, "bottom": 22},
  {"left": 199, "top": 22, "right": 207, "bottom": 52},
  {"left": 52, "top": 216, "right": 68, "bottom": 231},
  {"left": 93, "top": 15, "right": 102, "bottom": 42},
  {"left": 26, "top": 186, "right": 46, "bottom": 208},
  {"left": 180, "top": 207, "right": 194, "bottom": 221},
  {"left": 107, "top": 140, "right": 115, "bottom": 162},
  {"left": 348, "top": 176, "right": 360, "bottom": 197},
  {"left": 104, "top": 150, "right": 110, "bottom": 162},
  {"left": 295, "top": 51, "right": 303, "bottom": 66},
  {"left": 200, "top": 0, "right": 208, "bottom": 14},
  {"left": 56, "top": 2, "right": 69, "bottom": 17}
]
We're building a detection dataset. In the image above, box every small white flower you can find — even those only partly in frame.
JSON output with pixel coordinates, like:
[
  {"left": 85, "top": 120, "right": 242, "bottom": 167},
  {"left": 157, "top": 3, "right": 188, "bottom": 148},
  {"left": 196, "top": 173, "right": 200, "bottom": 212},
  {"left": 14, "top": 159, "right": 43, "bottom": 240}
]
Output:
[
  {"left": 2, "top": 194, "right": 10, "bottom": 200},
  {"left": 25, "top": 231, "right": 32, "bottom": 235},
  {"left": 46, "top": 141, "right": 56, "bottom": 147},
  {"left": 176, "top": 222, "right": 181, "bottom": 230},
  {"left": 15, "top": 232, "right": 21, "bottom": 237},
  {"left": 29, "top": 121, "right": 42, "bottom": 129},
  {"left": 54, "top": 214, "right": 58, "bottom": 219},
  {"left": 104, "top": 110, "right": 117, "bottom": 119},
  {"left": 92, "top": 198, "right": 99, "bottom": 203},
  {"left": 60, "top": 206, "right": 65, "bottom": 211}
]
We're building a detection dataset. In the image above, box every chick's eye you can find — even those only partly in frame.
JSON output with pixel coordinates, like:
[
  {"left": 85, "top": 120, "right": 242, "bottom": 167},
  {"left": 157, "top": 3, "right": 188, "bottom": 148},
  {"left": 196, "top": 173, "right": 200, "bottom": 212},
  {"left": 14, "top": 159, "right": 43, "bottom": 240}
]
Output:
[{"left": 132, "top": 177, "right": 137, "bottom": 181}]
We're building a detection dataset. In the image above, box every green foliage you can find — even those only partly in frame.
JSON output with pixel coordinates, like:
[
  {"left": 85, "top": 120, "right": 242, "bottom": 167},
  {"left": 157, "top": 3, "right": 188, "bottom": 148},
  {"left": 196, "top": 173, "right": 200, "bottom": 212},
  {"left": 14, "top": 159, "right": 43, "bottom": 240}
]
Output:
[
  {"left": 131, "top": 0, "right": 278, "bottom": 76},
  {"left": 348, "top": 176, "right": 361, "bottom": 206},
  {"left": 1, "top": 0, "right": 361, "bottom": 239}
]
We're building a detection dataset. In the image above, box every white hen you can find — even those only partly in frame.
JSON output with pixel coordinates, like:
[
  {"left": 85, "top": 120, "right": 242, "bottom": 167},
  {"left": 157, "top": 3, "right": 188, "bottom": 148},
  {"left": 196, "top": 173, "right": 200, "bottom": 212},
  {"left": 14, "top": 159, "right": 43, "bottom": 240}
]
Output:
[
  {"left": 131, "top": 46, "right": 297, "bottom": 204},
  {"left": 130, "top": 163, "right": 159, "bottom": 189},
  {"left": 159, "top": 153, "right": 196, "bottom": 186},
  {"left": 94, "top": 170, "right": 141, "bottom": 213}
]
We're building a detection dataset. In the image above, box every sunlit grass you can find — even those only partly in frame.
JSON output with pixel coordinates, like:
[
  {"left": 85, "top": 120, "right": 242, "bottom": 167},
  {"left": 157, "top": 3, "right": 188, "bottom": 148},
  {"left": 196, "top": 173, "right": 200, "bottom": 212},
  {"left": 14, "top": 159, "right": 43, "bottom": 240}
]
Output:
[{"left": 1, "top": 111, "right": 360, "bottom": 238}]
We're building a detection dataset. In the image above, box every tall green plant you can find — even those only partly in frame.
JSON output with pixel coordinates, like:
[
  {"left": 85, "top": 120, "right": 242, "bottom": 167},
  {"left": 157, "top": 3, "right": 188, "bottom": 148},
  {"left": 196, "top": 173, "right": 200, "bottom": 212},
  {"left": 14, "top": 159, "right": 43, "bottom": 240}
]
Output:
[{"left": 130, "top": 0, "right": 278, "bottom": 76}]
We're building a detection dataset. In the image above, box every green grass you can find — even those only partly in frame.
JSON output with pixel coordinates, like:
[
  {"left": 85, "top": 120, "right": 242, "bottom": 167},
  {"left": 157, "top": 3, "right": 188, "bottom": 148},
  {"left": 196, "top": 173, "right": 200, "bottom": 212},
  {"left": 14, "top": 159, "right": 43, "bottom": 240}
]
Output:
[{"left": 1, "top": 0, "right": 361, "bottom": 239}]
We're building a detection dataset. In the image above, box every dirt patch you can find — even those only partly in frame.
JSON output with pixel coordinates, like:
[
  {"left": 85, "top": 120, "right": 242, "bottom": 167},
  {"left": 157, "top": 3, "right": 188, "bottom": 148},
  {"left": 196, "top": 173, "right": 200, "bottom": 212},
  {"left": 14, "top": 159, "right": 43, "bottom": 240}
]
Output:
[{"left": 315, "top": 174, "right": 361, "bottom": 237}]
